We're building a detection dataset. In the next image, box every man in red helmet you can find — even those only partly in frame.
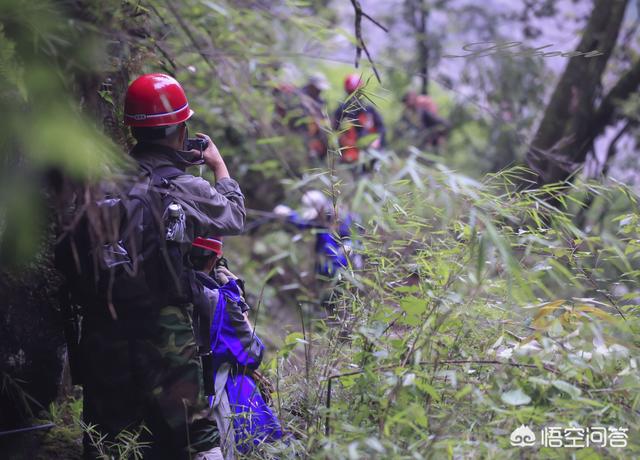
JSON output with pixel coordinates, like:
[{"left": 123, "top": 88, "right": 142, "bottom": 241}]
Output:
[
  {"left": 79, "top": 73, "right": 245, "bottom": 460},
  {"left": 397, "top": 90, "right": 449, "bottom": 149},
  {"left": 299, "top": 73, "right": 330, "bottom": 160},
  {"left": 125, "top": 73, "right": 245, "bottom": 239},
  {"left": 333, "top": 73, "right": 386, "bottom": 164}
]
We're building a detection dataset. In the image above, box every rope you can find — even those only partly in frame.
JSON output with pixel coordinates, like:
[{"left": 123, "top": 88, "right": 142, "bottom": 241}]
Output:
[{"left": 0, "top": 423, "right": 56, "bottom": 437}]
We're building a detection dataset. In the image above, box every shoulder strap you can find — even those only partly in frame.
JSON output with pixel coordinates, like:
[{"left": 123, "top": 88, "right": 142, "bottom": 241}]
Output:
[
  {"left": 191, "top": 271, "right": 215, "bottom": 349},
  {"left": 149, "top": 165, "right": 184, "bottom": 187},
  {"left": 195, "top": 271, "right": 220, "bottom": 290}
]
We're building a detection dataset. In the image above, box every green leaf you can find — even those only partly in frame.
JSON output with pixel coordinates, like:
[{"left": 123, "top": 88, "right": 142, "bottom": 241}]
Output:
[
  {"left": 284, "top": 332, "right": 304, "bottom": 345},
  {"left": 400, "top": 296, "right": 428, "bottom": 316},
  {"left": 340, "top": 374, "right": 358, "bottom": 390},
  {"left": 356, "top": 133, "right": 381, "bottom": 149},
  {"left": 455, "top": 384, "right": 472, "bottom": 400},
  {"left": 551, "top": 380, "right": 582, "bottom": 398},
  {"left": 416, "top": 379, "right": 441, "bottom": 401},
  {"left": 501, "top": 389, "right": 531, "bottom": 406}
]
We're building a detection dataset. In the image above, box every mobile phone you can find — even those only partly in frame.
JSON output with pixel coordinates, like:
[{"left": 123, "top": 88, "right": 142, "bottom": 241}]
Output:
[
  {"left": 216, "top": 257, "right": 229, "bottom": 269},
  {"left": 185, "top": 137, "right": 209, "bottom": 151}
]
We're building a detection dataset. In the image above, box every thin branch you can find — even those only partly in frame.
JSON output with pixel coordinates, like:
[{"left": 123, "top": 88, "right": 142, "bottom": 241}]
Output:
[
  {"left": 591, "top": 58, "right": 640, "bottom": 138},
  {"left": 349, "top": 0, "right": 384, "bottom": 82},
  {"left": 575, "top": 123, "right": 635, "bottom": 232},
  {"left": 577, "top": 265, "right": 627, "bottom": 320},
  {"left": 620, "top": 14, "right": 640, "bottom": 53},
  {"left": 361, "top": 9, "right": 389, "bottom": 33},
  {"left": 163, "top": 0, "right": 216, "bottom": 72},
  {"left": 350, "top": 0, "right": 363, "bottom": 67},
  {"left": 602, "top": 120, "right": 632, "bottom": 176},
  {"left": 360, "top": 38, "right": 382, "bottom": 83},
  {"left": 153, "top": 40, "right": 178, "bottom": 72}
]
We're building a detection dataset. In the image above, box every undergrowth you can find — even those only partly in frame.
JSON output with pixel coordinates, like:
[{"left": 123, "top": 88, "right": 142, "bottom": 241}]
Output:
[{"left": 255, "top": 151, "right": 640, "bottom": 459}]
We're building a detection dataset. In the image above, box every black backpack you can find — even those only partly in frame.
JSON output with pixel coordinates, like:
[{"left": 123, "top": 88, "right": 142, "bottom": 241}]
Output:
[{"left": 55, "top": 165, "right": 190, "bottom": 318}]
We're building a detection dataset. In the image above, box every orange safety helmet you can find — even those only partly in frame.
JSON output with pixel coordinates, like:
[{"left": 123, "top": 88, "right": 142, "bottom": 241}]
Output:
[
  {"left": 124, "top": 73, "right": 194, "bottom": 127},
  {"left": 416, "top": 94, "right": 438, "bottom": 115},
  {"left": 344, "top": 73, "right": 362, "bottom": 94}
]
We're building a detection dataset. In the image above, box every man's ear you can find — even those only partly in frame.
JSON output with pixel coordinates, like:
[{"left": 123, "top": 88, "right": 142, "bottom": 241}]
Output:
[
  {"left": 206, "top": 255, "right": 218, "bottom": 274},
  {"left": 176, "top": 123, "right": 187, "bottom": 149}
]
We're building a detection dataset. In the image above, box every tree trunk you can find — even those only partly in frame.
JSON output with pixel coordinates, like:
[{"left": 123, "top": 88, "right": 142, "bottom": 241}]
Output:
[
  {"left": 418, "top": 0, "right": 430, "bottom": 94},
  {"left": 526, "top": 0, "right": 629, "bottom": 185},
  {"left": 0, "top": 238, "right": 65, "bottom": 431}
]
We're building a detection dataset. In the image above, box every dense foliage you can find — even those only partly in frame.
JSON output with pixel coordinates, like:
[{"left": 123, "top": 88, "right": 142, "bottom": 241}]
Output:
[
  {"left": 1, "top": 0, "right": 639, "bottom": 459},
  {"left": 266, "top": 157, "right": 640, "bottom": 458}
]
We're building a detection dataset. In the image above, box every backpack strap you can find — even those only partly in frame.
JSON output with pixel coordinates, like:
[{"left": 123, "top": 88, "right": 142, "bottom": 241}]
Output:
[
  {"left": 190, "top": 270, "right": 214, "bottom": 350},
  {"left": 149, "top": 165, "right": 184, "bottom": 187}
]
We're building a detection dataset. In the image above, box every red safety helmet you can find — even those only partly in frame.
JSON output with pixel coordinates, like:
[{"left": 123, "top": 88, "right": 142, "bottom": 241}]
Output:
[
  {"left": 192, "top": 236, "right": 223, "bottom": 257},
  {"left": 344, "top": 73, "right": 362, "bottom": 94},
  {"left": 124, "top": 73, "right": 194, "bottom": 127}
]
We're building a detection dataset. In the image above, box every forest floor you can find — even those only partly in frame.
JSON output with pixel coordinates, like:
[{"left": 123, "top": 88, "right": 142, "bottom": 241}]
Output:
[{"left": 5, "top": 391, "right": 83, "bottom": 460}]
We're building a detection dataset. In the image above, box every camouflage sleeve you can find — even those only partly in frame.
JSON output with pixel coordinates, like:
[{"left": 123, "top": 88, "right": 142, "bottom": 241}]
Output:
[
  {"left": 174, "top": 175, "right": 246, "bottom": 238},
  {"left": 224, "top": 297, "right": 264, "bottom": 368}
]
